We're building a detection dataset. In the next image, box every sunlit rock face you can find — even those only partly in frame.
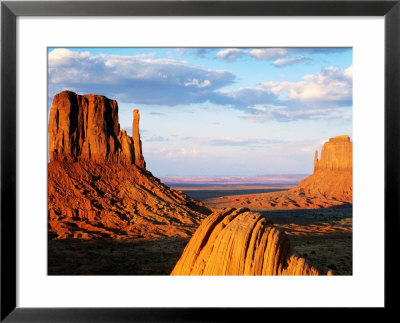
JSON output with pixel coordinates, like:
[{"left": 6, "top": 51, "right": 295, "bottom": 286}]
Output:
[
  {"left": 48, "top": 90, "right": 145, "bottom": 167},
  {"left": 171, "top": 208, "right": 328, "bottom": 276},
  {"left": 48, "top": 91, "right": 211, "bottom": 240},
  {"left": 132, "top": 109, "right": 146, "bottom": 169},
  {"left": 314, "top": 135, "right": 352, "bottom": 172},
  {"left": 294, "top": 135, "right": 353, "bottom": 203}
]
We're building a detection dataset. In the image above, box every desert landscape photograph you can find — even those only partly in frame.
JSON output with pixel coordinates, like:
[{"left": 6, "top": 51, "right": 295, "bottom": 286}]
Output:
[{"left": 47, "top": 47, "right": 352, "bottom": 276}]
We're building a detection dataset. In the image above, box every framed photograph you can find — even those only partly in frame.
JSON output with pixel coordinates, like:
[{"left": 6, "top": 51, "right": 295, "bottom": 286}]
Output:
[{"left": 1, "top": 0, "right": 399, "bottom": 321}]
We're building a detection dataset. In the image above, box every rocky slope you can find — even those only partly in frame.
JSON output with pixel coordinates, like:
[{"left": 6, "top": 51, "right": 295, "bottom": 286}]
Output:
[
  {"left": 48, "top": 91, "right": 211, "bottom": 239},
  {"left": 171, "top": 208, "right": 330, "bottom": 275},
  {"left": 204, "top": 135, "right": 353, "bottom": 210}
]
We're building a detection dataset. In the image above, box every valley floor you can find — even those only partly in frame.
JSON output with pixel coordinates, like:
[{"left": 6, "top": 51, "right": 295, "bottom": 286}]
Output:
[
  {"left": 184, "top": 187, "right": 352, "bottom": 275},
  {"left": 48, "top": 187, "right": 352, "bottom": 275},
  {"left": 263, "top": 208, "right": 352, "bottom": 275}
]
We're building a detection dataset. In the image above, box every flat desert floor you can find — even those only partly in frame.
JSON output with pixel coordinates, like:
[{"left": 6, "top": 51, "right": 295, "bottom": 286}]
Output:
[
  {"left": 48, "top": 186, "right": 352, "bottom": 275},
  {"left": 183, "top": 186, "right": 352, "bottom": 275}
]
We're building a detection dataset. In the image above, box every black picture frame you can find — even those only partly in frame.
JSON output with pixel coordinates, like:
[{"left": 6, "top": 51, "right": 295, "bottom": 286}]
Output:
[{"left": 1, "top": 0, "right": 399, "bottom": 321}]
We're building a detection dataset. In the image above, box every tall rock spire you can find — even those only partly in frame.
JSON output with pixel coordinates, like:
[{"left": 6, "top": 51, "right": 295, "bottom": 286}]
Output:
[
  {"left": 132, "top": 109, "right": 146, "bottom": 169},
  {"left": 314, "top": 150, "right": 319, "bottom": 172}
]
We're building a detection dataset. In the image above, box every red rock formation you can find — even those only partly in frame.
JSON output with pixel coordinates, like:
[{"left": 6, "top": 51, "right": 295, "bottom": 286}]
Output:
[
  {"left": 49, "top": 91, "right": 145, "bottom": 168},
  {"left": 171, "top": 208, "right": 329, "bottom": 275},
  {"left": 204, "top": 135, "right": 353, "bottom": 210},
  {"left": 48, "top": 91, "right": 211, "bottom": 239},
  {"left": 313, "top": 135, "right": 352, "bottom": 172},
  {"left": 48, "top": 161, "right": 211, "bottom": 239},
  {"left": 132, "top": 109, "right": 146, "bottom": 169},
  {"left": 314, "top": 150, "right": 319, "bottom": 172},
  {"left": 294, "top": 135, "right": 352, "bottom": 202}
]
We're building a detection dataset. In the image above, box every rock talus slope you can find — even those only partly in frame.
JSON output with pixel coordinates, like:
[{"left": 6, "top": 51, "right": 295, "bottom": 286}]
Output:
[
  {"left": 171, "top": 208, "right": 328, "bottom": 275},
  {"left": 48, "top": 161, "right": 211, "bottom": 239},
  {"left": 48, "top": 91, "right": 211, "bottom": 239}
]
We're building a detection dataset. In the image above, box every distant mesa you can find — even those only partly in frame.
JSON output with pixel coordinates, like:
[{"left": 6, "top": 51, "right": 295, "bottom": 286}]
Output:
[
  {"left": 204, "top": 135, "right": 353, "bottom": 210},
  {"left": 171, "top": 208, "right": 330, "bottom": 275},
  {"left": 314, "top": 135, "right": 352, "bottom": 172},
  {"left": 294, "top": 134, "right": 352, "bottom": 202},
  {"left": 49, "top": 91, "right": 145, "bottom": 168},
  {"left": 48, "top": 91, "right": 211, "bottom": 239}
]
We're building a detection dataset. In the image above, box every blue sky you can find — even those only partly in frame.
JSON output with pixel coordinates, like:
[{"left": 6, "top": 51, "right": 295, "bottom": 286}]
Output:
[{"left": 48, "top": 47, "right": 352, "bottom": 178}]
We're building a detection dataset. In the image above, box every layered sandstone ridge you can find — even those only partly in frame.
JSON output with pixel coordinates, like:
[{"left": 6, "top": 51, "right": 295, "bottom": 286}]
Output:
[
  {"left": 204, "top": 135, "right": 353, "bottom": 210},
  {"left": 49, "top": 91, "right": 145, "bottom": 168},
  {"left": 171, "top": 208, "right": 328, "bottom": 275}
]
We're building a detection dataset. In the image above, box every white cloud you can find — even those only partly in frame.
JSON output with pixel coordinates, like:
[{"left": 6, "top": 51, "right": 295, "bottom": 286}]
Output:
[
  {"left": 226, "top": 65, "right": 352, "bottom": 122},
  {"left": 48, "top": 48, "right": 352, "bottom": 123},
  {"left": 273, "top": 56, "right": 309, "bottom": 67},
  {"left": 184, "top": 78, "right": 211, "bottom": 88},
  {"left": 230, "top": 66, "right": 352, "bottom": 103},
  {"left": 215, "top": 48, "right": 290, "bottom": 62},
  {"left": 270, "top": 66, "right": 352, "bottom": 101},
  {"left": 344, "top": 65, "right": 353, "bottom": 79},
  {"left": 216, "top": 48, "right": 246, "bottom": 62},
  {"left": 249, "top": 48, "right": 289, "bottom": 60},
  {"left": 214, "top": 48, "right": 351, "bottom": 69},
  {"left": 48, "top": 48, "right": 235, "bottom": 106},
  {"left": 48, "top": 48, "right": 91, "bottom": 67}
]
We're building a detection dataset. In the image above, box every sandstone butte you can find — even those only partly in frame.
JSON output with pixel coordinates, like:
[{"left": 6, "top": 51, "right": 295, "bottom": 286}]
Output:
[
  {"left": 296, "top": 135, "right": 352, "bottom": 202},
  {"left": 48, "top": 91, "right": 211, "bottom": 239},
  {"left": 204, "top": 135, "right": 353, "bottom": 210},
  {"left": 171, "top": 208, "right": 332, "bottom": 275},
  {"left": 49, "top": 90, "right": 145, "bottom": 167}
]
